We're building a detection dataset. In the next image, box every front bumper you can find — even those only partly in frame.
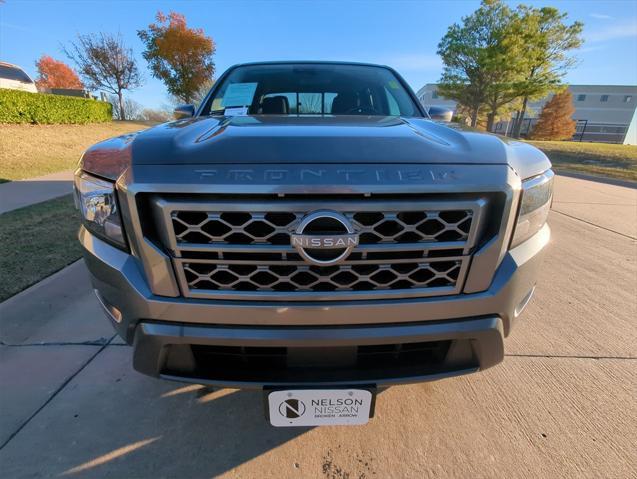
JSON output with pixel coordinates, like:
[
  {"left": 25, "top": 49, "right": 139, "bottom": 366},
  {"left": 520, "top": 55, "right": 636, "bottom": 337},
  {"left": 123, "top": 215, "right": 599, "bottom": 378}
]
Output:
[
  {"left": 81, "top": 223, "right": 549, "bottom": 387},
  {"left": 134, "top": 317, "right": 503, "bottom": 388}
]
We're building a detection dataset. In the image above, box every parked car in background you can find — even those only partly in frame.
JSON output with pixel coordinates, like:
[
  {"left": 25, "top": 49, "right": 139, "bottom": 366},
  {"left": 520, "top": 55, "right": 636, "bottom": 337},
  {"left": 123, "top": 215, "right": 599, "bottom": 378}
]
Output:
[
  {"left": 426, "top": 106, "right": 454, "bottom": 122},
  {"left": 0, "top": 62, "right": 38, "bottom": 93}
]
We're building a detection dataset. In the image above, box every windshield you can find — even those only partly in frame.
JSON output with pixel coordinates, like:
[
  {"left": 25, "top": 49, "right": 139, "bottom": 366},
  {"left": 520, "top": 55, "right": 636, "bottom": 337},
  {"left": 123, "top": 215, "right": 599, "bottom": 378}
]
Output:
[
  {"left": 0, "top": 65, "right": 33, "bottom": 84},
  {"left": 203, "top": 63, "right": 422, "bottom": 117}
]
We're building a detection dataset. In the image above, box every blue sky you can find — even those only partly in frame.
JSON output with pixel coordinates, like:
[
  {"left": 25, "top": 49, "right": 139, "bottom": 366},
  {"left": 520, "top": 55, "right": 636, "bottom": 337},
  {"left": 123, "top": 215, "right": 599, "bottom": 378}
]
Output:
[{"left": 1, "top": 0, "right": 636, "bottom": 109}]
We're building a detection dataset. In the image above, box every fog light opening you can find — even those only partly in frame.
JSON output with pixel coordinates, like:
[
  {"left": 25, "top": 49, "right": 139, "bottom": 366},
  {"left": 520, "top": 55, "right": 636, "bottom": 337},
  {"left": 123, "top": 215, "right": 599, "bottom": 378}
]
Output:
[
  {"left": 94, "top": 289, "right": 123, "bottom": 323},
  {"left": 514, "top": 286, "right": 536, "bottom": 318}
]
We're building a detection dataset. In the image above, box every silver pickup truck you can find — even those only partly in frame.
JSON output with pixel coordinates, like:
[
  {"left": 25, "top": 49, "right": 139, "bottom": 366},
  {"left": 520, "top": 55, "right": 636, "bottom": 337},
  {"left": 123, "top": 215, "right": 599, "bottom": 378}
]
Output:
[{"left": 75, "top": 61, "right": 552, "bottom": 426}]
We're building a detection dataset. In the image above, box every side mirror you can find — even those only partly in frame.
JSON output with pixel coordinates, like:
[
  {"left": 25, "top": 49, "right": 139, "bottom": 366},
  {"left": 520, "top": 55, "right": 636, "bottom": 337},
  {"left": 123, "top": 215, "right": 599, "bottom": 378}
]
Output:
[
  {"left": 174, "top": 104, "right": 195, "bottom": 119},
  {"left": 427, "top": 106, "right": 453, "bottom": 122}
]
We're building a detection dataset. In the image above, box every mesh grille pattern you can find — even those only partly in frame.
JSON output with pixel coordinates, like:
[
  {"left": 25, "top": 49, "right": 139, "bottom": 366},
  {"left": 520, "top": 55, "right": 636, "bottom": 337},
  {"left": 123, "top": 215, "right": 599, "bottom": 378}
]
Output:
[
  {"left": 182, "top": 260, "right": 462, "bottom": 292},
  {"left": 171, "top": 209, "right": 473, "bottom": 245},
  {"left": 152, "top": 197, "right": 486, "bottom": 300}
]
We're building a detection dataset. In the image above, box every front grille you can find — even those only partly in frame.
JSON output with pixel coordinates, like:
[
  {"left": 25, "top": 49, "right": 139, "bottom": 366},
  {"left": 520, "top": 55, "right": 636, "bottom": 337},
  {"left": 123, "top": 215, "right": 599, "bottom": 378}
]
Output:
[
  {"left": 151, "top": 197, "right": 487, "bottom": 301},
  {"left": 181, "top": 260, "right": 462, "bottom": 292},
  {"left": 171, "top": 209, "right": 473, "bottom": 245}
]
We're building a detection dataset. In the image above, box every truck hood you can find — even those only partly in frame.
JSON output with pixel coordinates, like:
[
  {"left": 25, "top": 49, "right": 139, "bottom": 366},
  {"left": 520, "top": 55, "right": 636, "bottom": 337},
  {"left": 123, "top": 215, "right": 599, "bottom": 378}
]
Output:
[{"left": 82, "top": 115, "right": 551, "bottom": 180}]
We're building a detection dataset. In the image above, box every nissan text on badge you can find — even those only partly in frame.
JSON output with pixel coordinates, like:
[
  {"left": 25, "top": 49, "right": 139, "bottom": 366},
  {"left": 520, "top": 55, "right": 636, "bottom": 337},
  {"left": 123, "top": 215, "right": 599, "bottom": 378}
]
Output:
[{"left": 75, "top": 61, "right": 552, "bottom": 426}]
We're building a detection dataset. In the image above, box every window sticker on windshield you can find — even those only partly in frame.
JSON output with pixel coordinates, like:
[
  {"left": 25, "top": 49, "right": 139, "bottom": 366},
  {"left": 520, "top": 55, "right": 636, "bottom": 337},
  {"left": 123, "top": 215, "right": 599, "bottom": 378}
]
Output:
[
  {"left": 388, "top": 80, "right": 400, "bottom": 89},
  {"left": 224, "top": 106, "right": 248, "bottom": 116},
  {"left": 222, "top": 82, "right": 258, "bottom": 107}
]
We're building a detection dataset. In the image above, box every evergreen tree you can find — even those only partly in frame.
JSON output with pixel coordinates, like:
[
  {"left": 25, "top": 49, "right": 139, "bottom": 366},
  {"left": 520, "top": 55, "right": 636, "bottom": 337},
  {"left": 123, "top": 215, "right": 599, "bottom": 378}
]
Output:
[
  {"left": 510, "top": 7, "right": 583, "bottom": 138},
  {"left": 437, "top": 0, "right": 521, "bottom": 128},
  {"left": 436, "top": 0, "right": 582, "bottom": 131}
]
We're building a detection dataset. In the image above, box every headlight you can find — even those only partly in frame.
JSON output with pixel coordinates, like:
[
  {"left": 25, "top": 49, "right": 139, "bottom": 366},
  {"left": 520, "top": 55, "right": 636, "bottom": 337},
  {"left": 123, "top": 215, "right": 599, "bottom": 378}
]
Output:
[
  {"left": 74, "top": 171, "right": 127, "bottom": 249},
  {"left": 510, "top": 170, "right": 554, "bottom": 249}
]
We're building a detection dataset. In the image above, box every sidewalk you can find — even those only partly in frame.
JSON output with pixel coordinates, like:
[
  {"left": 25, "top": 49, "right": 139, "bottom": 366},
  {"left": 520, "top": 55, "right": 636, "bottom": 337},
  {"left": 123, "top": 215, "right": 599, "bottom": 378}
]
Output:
[{"left": 0, "top": 170, "right": 74, "bottom": 214}]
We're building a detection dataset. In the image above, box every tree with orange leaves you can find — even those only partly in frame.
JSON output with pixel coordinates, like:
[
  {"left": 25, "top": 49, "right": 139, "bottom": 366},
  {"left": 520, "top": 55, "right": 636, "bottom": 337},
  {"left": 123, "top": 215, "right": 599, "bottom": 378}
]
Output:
[
  {"left": 528, "top": 89, "right": 576, "bottom": 140},
  {"left": 138, "top": 11, "right": 215, "bottom": 104},
  {"left": 34, "top": 55, "right": 83, "bottom": 90}
]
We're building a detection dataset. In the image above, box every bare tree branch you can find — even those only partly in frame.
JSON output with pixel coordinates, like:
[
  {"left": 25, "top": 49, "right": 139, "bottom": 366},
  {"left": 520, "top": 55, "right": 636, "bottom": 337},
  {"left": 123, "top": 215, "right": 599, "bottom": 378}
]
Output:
[{"left": 64, "top": 32, "right": 143, "bottom": 120}]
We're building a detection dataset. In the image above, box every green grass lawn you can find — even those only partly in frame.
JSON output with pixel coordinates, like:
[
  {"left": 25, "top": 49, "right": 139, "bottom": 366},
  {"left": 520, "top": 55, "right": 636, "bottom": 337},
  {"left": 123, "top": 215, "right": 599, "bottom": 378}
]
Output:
[
  {"left": 528, "top": 140, "right": 637, "bottom": 182},
  {"left": 0, "top": 195, "right": 82, "bottom": 301},
  {"left": 2, "top": 121, "right": 634, "bottom": 182},
  {"left": 0, "top": 121, "right": 156, "bottom": 182}
]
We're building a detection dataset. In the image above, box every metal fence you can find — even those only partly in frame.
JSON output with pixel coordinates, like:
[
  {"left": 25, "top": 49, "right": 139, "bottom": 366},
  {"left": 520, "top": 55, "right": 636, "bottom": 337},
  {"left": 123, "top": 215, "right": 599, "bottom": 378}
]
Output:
[{"left": 492, "top": 118, "right": 629, "bottom": 143}]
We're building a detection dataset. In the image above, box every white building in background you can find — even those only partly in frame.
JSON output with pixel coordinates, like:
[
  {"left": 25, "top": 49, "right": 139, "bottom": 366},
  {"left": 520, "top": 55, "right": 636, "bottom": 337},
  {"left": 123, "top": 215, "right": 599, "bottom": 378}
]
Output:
[{"left": 416, "top": 83, "right": 637, "bottom": 145}]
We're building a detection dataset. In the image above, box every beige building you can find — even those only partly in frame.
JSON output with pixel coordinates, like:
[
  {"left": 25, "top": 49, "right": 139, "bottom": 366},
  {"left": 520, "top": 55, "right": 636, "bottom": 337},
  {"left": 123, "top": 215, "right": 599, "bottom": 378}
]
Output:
[{"left": 416, "top": 83, "right": 637, "bottom": 145}]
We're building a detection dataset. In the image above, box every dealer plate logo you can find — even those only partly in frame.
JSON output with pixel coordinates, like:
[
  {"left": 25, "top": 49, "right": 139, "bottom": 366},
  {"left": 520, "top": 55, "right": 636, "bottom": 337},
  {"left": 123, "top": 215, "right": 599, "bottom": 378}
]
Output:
[
  {"left": 268, "top": 389, "right": 372, "bottom": 427},
  {"left": 279, "top": 399, "right": 306, "bottom": 418}
]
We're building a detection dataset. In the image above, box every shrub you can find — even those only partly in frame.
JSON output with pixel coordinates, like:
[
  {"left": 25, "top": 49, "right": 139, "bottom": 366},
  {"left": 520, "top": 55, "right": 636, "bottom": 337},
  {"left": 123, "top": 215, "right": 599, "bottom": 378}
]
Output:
[{"left": 0, "top": 89, "right": 112, "bottom": 124}]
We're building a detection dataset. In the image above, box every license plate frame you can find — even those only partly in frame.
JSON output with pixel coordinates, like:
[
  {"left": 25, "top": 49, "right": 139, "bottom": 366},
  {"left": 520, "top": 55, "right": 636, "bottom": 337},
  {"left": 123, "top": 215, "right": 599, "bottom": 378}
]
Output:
[{"left": 264, "top": 387, "right": 377, "bottom": 427}]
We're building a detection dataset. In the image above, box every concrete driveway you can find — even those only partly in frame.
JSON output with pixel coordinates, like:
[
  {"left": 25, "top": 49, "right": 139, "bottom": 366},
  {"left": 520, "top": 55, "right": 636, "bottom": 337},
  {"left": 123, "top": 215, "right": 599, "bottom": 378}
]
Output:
[{"left": 0, "top": 175, "right": 635, "bottom": 478}]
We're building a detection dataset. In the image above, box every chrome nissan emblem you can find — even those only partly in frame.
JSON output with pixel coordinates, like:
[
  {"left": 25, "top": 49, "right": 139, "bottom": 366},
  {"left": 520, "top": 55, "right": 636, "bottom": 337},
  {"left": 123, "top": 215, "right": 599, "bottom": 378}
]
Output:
[{"left": 291, "top": 211, "right": 359, "bottom": 266}]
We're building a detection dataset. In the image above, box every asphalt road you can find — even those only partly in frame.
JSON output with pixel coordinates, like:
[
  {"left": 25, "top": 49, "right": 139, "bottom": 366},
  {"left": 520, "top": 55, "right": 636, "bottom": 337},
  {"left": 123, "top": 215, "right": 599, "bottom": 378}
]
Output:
[{"left": 0, "top": 175, "right": 635, "bottom": 478}]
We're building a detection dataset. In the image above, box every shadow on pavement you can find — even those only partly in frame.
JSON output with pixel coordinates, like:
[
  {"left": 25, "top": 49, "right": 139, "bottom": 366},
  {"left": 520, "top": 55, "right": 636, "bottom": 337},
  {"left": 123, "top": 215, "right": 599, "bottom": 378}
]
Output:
[
  {"left": 0, "top": 346, "right": 313, "bottom": 478},
  {"left": 63, "top": 386, "right": 312, "bottom": 477}
]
